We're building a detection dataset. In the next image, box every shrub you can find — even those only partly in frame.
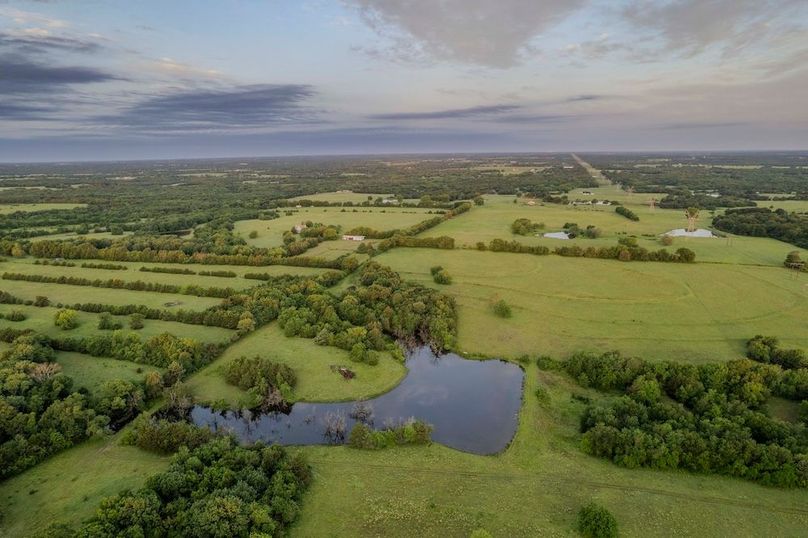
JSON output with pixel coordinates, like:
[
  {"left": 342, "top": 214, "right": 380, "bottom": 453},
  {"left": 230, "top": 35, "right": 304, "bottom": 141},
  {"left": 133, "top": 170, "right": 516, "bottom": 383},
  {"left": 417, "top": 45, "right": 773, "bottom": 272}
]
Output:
[
  {"left": 534, "top": 386, "right": 550, "bottom": 404},
  {"left": 615, "top": 205, "right": 639, "bottom": 221},
  {"left": 660, "top": 235, "right": 674, "bottom": 246},
  {"left": 492, "top": 299, "right": 512, "bottom": 318},
  {"left": 34, "top": 296, "right": 50, "bottom": 307},
  {"left": 54, "top": 309, "right": 79, "bottom": 330},
  {"left": 249, "top": 230, "right": 259, "bottom": 238},
  {"left": 433, "top": 269, "right": 452, "bottom": 285},
  {"left": 4, "top": 310, "right": 26, "bottom": 322},
  {"left": 129, "top": 313, "right": 145, "bottom": 330},
  {"left": 97, "top": 313, "right": 123, "bottom": 330},
  {"left": 577, "top": 503, "right": 618, "bottom": 538}
]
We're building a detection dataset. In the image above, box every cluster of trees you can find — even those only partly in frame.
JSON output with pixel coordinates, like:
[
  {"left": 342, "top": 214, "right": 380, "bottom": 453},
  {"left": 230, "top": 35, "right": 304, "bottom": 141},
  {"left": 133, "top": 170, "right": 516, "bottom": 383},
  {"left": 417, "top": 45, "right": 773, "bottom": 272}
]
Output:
[
  {"left": 122, "top": 413, "right": 216, "bottom": 454},
  {"left": 372, "top": 234, "right": 455, "bottom": 253},
  {"left": 1, "top": 272, "right": 235, "bottom": 298},
  {"left": 34, "top": 259, "right": 75, "bottom": 267},
  {"left": 430, "top": 265, "right": 452, "bottom": 285},
  {"left": 224, "top": 355, "right": 296, "bottom": 410},
  {"left": 46, "top": 331, "right": 222, "bottom": 373},
  {"left": 346, "top": 202, "right": 471, "bottom": 241},
  {"left": 713, "top": 207, "right": 807, "bottom": 249},
  {"left": 80, "top": 262, "right": 127, "bottom": 270},
  {"left": 0, "top": 310, "right": 26, "bottom": 322},
  {"left": 563, "top": 223, "right": 602, "bottom": 239},
  {"left": 615, "top": 205, "right": 639, "bottom": 221},
  {"left": 564, "top": 348, "right": 808, "bottom": 487},
  {"left": 659, "top": 192, "right": 755, "bottom": 210},
  {"left": 198, "top": 270, "right": 237, "bottom": 278},
  {"left": 140, "top": 265, "right": 195, "bottom": 275},
  {"left": 348, "top": 419, "right": 433, "bottom": 449},
  {"left": 69, "top": 438, "right": 311, "bottom": 537},
  {"left": 240, "top": 262, "right": 458, "bottom": 353},
  {"left": 0, "top": 334, "right": 156, "bottom": 478},
  {"left": 511, "top": 218, "right": 545, "bottom": 235},
  {"left": 479, "top": 238, "right": 696, "bottom": 263}
]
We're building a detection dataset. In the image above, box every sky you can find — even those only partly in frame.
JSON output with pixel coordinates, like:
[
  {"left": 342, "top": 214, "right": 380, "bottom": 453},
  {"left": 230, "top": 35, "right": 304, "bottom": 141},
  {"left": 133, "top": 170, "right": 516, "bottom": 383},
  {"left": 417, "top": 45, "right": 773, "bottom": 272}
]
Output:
[{"left": 0, "top": 0, "right": 807, "bottom": 161}]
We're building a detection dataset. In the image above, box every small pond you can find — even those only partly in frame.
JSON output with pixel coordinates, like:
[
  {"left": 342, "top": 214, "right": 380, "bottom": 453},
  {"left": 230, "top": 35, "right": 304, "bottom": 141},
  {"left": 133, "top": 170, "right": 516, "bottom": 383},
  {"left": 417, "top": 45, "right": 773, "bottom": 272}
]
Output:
[
  {"left": 664, "top": 228, "right": 715, "bottom": 238},
  {"left": 191, "top": 346, "right": 524, "bottom": 455}
]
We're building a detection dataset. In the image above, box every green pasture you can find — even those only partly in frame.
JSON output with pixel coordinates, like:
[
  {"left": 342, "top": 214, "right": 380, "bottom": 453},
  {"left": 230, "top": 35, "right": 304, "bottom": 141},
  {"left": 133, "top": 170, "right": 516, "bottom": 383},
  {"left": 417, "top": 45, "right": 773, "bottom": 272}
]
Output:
[
  {"left": 0, "top": 303, "right": 233, "bottom": 343},
  {"left": 186, "top": 322, "right": 406, "bottom": 405},
  {"left": 0, "top": 278, "right": 223, "bottom": 310},
  {"left": 289, "top": 369, "right": 808, "bottom": 537},
  {"left": 290, "top": 191, "right": 394, "bottom": 203},
  {"left": 56, "top": 351, "right": 164, "bottom": 392},
  {"left": 234, "top": 207, "right": 438, "bottom": 249},
  {"left": 375, "top": 248, "right": 808, "bottom": 362},
  {"left": 0, "top": 203, "right": 85, "bottom": 214},
  {"left": 417, "top": 194, "right": 803, "bottom": 266}
]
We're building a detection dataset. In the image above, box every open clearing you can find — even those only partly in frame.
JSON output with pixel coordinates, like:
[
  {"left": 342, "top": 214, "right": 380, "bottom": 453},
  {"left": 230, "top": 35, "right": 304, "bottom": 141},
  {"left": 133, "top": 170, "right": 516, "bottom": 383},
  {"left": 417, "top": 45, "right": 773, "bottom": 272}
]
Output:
[
  {"left": 234, "top": 207, "right": 437, "bottom": 248},
  {"left": 57, "top": 351, "right": 164, "bottom": 392},
  {"left": 0, "top": 203, "right": 86, "bottom": 214},
  {"left": 186, "top": 322, "right": 406, "bottom": 405},
  {"left": 416, "top": 194, "right": 804, "bottom": 266},
  {"left": 375, "top": 248, "right": 808, "bottom": 362}
]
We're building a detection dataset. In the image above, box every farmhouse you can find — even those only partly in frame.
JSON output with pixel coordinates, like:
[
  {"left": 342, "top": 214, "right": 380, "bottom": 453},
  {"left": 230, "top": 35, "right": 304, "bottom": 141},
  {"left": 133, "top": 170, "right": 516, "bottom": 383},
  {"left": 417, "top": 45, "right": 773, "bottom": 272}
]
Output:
[{"left": 342, "top": 234, "right": 365, "bottom": 241}]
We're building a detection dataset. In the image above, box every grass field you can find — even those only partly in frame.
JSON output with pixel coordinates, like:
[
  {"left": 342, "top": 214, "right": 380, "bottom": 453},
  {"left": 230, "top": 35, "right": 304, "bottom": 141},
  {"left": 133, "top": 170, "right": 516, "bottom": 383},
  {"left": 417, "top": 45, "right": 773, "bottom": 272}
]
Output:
[
  {"left": 186, "top": 322, "right": 406, "bottom": 405},
  {"left": 57, "top": 351, "right": 164, "bottom": 392},
  {"left": 416, "top": 194, "right": 804, "bottom": 266},
  {"left": 0, "top": 303, "right": 234, "bottom": 343},
  {"left": 234, "top": 207, "right": 438, "bottom": 249},
  {"left": 0, "top": 277, "right": 224, "bottom": 310},
  {"left": 289, "top": 368, "right": 808, "bottom": 537},
  {"left": 374, "top": 248, "right": 808, "bottom": 362},
  {"left": 0, "top": 434, "right": 169, "bottom": 537},
  {"left": 0, "top": 203, "right": 86, "bottom": 214},
  {"left": 290, "top": 191, "right": 394, "bottom": 203}
]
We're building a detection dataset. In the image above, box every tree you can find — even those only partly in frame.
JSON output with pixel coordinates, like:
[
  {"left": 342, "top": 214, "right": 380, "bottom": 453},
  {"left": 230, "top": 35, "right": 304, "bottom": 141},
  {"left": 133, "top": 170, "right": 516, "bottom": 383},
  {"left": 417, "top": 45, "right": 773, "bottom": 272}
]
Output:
[
  {"left": 685, "top": 207, "right": 700, "bottom": 232},
  {"left": 577, "top": 503, "right": 618, "bottom": 538},
  {"left": 492, "top": 299, "right": 512, "bottom": 318},
  {"left": 95, "top": 379, "right": 145, "bottom": 428},
  {"left": 129, "top": 313, "right": 145, "bottom": 330},
  {"left": 473, "top": 195, "right": 485, "bottom": 206},
  {"left": 248, "top": 230, "right": 258, "bottom": 239},
  {"left": 54, "top": 309, "right": 79, "bottom": 330},
  {"left": 784, "top": 251, "right": 805, "bottom": 270}
]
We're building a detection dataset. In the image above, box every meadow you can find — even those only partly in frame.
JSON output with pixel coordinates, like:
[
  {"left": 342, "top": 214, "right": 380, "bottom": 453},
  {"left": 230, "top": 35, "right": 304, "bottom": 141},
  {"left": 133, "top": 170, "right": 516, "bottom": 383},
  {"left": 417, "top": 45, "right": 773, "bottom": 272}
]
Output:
[
  {"left": 234, "top": 206, "right": 438, "bottom": 248},
  {"left": 374, "top": 247, "right": 808, "bottom": 361},
  {"left": 1, "top": 155, "right": 807, "bottom": 537},
  {"left": 0, "top": 203, "right": 86, "bottom": 214}
]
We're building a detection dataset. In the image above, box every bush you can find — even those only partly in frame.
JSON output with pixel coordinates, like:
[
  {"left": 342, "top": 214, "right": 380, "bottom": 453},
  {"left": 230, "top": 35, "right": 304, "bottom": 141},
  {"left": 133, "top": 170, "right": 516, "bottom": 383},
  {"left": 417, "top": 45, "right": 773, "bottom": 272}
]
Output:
[
  {"left": 433, "top": 269, "right": 452, "bottom": 285},
  {"left": 129, "top": 313, "right": 145, "bottom": 330},
  {"left": 54, "top": 309, "right": 79, "bottom": 330},
  {"left": 249, "top": 230, "right": 259, "bottom": 238},
  {"left": 4, "top": 310, "right": 26, "bottom": 322},
  {"left": 98, "top": 313, "right": 123, "bottom": 330},
  {"left": 492, "top": 299, "right": 512, "bottom": 318},
  {"left": 615, "top": 205, "right": 639, "bottom": 221},
  {"left": 577, "top": 503, "right": 618, "bottom": 538}
]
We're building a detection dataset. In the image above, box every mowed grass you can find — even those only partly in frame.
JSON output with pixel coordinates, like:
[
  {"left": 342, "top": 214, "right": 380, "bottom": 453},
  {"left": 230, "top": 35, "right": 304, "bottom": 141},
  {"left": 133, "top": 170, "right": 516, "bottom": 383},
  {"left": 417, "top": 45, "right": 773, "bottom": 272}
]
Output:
[
  {"left": 290, "top": 191, "right": 393, "bottom": 203},
  {"left": 375, "top": 248, "right": 808, "bottom": 362},
  {"left": 0, "top": 304, "right": 234, "bottom": 343},
  {"left": 290, "top": 369, "right": 808, "bottom": 537},
  {"left": 419, "top": 194, "right": 804, "bottom": 266},
  {"left": 186, "top": 323, "right": 406, "bottom": 405},
  {"left": 0, "top": 435, "right": 169, "bottom": 538},
  {"left": 0, "top": 203, "right": 85, "bottom": 214},
  {"left": 234, "top": 207, "right": 438, "bottom": 249},
  {"left": 0, "top": 278, "right": 222, "bottom": 310},
  {"left": 57, "top": 351, "right": 163, "bottom": 392},
  {"left": 0, "top": 256, "right": 259, "bottom": 290}
]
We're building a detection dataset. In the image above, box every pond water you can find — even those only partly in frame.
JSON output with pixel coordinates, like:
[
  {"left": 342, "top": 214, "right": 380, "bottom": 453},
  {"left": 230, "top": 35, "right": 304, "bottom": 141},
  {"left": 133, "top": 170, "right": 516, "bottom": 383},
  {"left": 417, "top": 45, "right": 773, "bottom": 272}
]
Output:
[
  {"left": 542, "top": 231, "right": 570, "bottom": 240},
  {"left": 191, "top": 347, "right": 524, "bottom": 455},
  {"left": 664, "top": 228, "right": 715, "bottom": 238}
]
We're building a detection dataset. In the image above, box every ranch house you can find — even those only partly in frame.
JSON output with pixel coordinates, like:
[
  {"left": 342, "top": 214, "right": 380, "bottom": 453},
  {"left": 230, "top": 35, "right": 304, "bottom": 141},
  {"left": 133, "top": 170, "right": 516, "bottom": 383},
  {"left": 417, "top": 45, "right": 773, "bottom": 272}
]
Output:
[{"left": 342, "top": 234, "right": 366, "bottom": 241}]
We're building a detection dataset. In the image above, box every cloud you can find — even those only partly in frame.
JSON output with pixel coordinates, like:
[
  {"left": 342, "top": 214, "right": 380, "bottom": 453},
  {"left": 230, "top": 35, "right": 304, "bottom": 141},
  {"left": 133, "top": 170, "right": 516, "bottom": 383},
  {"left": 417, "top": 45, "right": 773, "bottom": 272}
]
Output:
[
  {"left": 0, "top": 29, "right": 102, "bottom": 54},
  {"left": 369, "top": 104, "right": 520, "bottom": 120},
  {"left": 95, "top": 84, "right": 319, "bottom": 132},
  {"left": 347, "top": 0, "right": 585, "bottom": 67},
  {"left": 0, "top": 54, "right": 117, "bottom": 95},
  {"left": 622, "top": 0, "right": 807, "bottom": 58}
]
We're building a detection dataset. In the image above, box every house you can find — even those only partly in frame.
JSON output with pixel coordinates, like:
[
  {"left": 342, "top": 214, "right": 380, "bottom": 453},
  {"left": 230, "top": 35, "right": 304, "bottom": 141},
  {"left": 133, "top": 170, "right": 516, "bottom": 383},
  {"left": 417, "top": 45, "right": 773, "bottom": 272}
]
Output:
[
  {"left": 342, "top": 234, "right": 365, "bottom": 241},
  {"left": 293, "top": 223, "right": 306, "bottom": 234},
  {"left": 581, "top": 191, "right": 593, "bottom": 195},
  {"left": 526, "top": 200, "right": 536, "bottom": 206},
  {"left": 381, "top": 198, "right": 399, "bottom": 205}
]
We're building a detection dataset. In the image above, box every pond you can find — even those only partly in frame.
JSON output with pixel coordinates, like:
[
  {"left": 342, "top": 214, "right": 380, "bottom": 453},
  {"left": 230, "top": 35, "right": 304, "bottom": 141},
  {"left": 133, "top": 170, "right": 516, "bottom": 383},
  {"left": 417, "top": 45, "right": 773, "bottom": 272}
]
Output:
[{"left": 191, "top": 346, "right": 524, "bottom": 455}]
